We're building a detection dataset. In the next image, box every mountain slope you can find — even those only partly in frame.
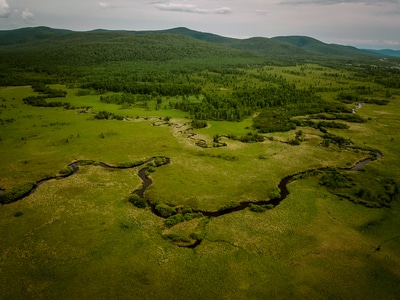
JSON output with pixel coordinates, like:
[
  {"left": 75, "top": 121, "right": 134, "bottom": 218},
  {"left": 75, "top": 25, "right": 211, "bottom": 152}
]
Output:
[
  {"left": 0, "top": 26, "right": 393, "bottom": 68},
  {"left": 150, "top": 28, "right": 384, "bottom": 61},
  {"left": 0, "top": 26, "right": 72, "bottom": 46},
  {"left": 0, "top": 30, "right": 259, "bottom": 67},
  {"left": 272, "top": 35, "right": 379, "bottom": 58}
]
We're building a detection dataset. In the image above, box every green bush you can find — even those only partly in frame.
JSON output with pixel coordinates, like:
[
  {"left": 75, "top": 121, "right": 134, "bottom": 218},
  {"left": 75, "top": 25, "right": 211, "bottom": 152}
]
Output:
[
  {"left": 117, "top": 160, "right": 145, "bottom": 168},
  {"left": 154, "top": 157, "right": 167, "bottom": 166},
  {"left": 165, "top": 214, "right": 185, "bottom": 227},
  {"left": 181, "top": 207, "right": 193, "bottom": 214},
  {"left": 128, "top": 194, "right": 147, "bottom": 208},
  {"left": 249, "top": 204, "right": 266, "bottom": 212},
  {"left": 164, "top": 234, "right": 190, "bottom": 243},
  {"left": 145, "top": 165, "right": 157, "bottom": 176},
  {"left": 191, "top": 119, "right": 207, "bottom": 129},
  {"left": 288, "top": 139, "right": 301, "bottom": 146},
  {"left": 219, "top": 201, "right": 239, "bottom": 211},
  {"left": 164, "top": 212, "right": 203, "bottom": 227},
  {"left": 59, "top": 166, "right": 73, "bottom": 176},
  {"left": 183, "top": 212, "right": 203, "bottom": 221},
  {"left": 0, "top": 182, "right": 36, "bottom": 204},
  {"left": 155, "top": 204, "right": 176, "bottom": 217},
  {"left": 319, "top": 168, "right": 352, "bottom": 189},
  {"left": 190, "top": 232, "right": 205, "bottom": 241},
  {"left": 270, "top": 187, "right": 281, "bottom": 199}
]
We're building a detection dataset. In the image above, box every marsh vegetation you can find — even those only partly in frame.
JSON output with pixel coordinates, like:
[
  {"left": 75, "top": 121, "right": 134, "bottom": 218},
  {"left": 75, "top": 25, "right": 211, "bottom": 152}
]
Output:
[{"left": 0, "top": 27, "right": 400, "bottom": 299}]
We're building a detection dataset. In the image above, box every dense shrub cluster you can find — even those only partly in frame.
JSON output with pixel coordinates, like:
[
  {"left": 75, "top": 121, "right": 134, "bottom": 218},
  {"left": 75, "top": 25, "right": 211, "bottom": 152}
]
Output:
[
  {"left": 249, "top": 203, "right": 274, "bottom": 212},
  {"left": 219, "top": 201, "right": 240, "bottom": 211},
  {"left": 94, "top": 111, "right": 124, "bottom": 120},
  {"left": 322, "top": 133, "right": 352, "bottom": 147},
  {"left": 293, "top": 119, "right": 349, "bottom": 130},
  {"left": 0, "top": 182, "right": 36, "bottom": 204},
  {"left": 163, "top": 234, "right": 190, "bottom": 243},
  {"left": 197, "top": 152, "right": 238, "bottom": 161},
  {"left": 311, "top": 113, "right": 367, "bottom": 123},
  {"left": 155, "top": 204, "right": 176, "bottom": 217},
  {"left": 32, "top": 83, "right": 67, "bottom": 97},
  {"left": 23, "top": 96, "right": 70, "bottom": 108},
  {"left": 59, "top": 166, "right": 73, "bottom": 176},
  {"left": 236, "top": 132, "right": 264, "bottom": 143},
  {"left": 154, "top": 157, "right": 167, "bottom": 166},
  {"left": 117, "top": 160, "right": 146, "bottom": 168},
  {"left": 319, "top": 168, "right": 352, "bottom": 189},
  {"left": 191, "top": 119, "right": 207, "bottom": 129},
  {"left": 362, "top": 98, "right": 390, "bottom": 105},
  {"left": 336, "top": 92, "right": 360, "bottom": 103},
  {"left": 164, "top": 212, "right": 203, "bottom": 227},
  {"left": 128, "top": 194, "right": 147, "bottom": 208}
]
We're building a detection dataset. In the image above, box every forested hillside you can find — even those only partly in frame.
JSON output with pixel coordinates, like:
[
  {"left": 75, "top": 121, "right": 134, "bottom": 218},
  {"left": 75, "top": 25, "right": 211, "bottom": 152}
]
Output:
[
  {"left": 0, "top": 31, "right": 258, "bottom": 67},
  {"left": 1, "top": 26, "right": 398, "bottom": 87}
]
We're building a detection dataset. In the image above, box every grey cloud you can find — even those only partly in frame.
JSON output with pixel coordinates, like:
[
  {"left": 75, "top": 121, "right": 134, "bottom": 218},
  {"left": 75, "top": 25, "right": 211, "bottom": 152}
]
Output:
[
  {"left": 0, "top": 0, "right": 11, "bottom": 18},
  {"left": 98, "top": 1, "right": 128, "bottom": 9},
  {"left": 256, "top": 10, "right": 268, "bottom": 16},
  {"left": 154, "top": 3, "right": 232, "bottom": 14},
  {"left": 99, "top": 1, "right": 110, "bottom": 8},
  {"left": 21, "top": 8, "right": 34, "bottom": 22}
]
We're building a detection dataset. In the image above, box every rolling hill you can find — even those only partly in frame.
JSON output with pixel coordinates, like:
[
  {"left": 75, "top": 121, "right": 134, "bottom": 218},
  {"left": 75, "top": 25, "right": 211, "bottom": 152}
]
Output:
[
  {"left": 0, "top": 28, "right": 259, "bottom": 67},
  {"left": 0, "top": 26, "right": 389, "bottom": 61},
  {"left": 0, "top": 26, "right": 397, "bottom": 81},
  {"left": 272, "top": 35, "right": 378, "bottom": 57}
]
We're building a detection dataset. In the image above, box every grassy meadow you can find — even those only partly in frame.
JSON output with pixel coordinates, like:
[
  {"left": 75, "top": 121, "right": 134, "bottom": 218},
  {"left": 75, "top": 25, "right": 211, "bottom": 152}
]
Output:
[{"left": 1, "top": 63, "right": 400, "bottom": 299}]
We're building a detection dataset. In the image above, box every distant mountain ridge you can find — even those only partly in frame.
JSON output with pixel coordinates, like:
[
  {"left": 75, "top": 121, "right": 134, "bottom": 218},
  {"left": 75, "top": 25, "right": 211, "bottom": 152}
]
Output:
[
  {"left": 365, "top": 49, "right": 400, "bottom": 57},
  {"left": 0, "top": 26, "right": 72, "bottom": 46},
  {"left": 0, "top": 26, "right": 395, "bottom": 63},
  {"left": 136, "top": 27, "right": 381, "bottom": 60}
]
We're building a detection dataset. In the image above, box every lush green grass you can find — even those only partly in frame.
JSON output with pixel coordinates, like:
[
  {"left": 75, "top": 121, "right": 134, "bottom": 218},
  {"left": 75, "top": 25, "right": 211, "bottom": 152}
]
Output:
[{"left": 1, "top": 63, "right": 400, "bottom": 299}]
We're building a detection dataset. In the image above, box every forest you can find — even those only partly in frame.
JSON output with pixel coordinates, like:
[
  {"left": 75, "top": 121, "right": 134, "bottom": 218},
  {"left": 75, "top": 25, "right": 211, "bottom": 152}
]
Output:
[{"left": 0, "top": 26, "right": 400, "bottom": 299}]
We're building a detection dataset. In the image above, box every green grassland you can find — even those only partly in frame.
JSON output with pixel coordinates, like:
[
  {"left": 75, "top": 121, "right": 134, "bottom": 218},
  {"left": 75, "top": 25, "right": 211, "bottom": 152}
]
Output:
[{"left": 1, "top": 61, "right": 400, "bottom": 299}]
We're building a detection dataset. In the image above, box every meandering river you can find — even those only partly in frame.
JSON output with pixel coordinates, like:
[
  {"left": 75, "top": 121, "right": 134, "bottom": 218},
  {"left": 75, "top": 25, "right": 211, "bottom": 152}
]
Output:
[{"left": 0, "top": 152, "right": 383, "bottom": 248}]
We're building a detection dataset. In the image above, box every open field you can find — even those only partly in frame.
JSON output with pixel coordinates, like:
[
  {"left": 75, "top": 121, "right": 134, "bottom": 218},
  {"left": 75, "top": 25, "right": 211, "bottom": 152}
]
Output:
[{"left": 1, "top": 62, "right": 400, "bottom": 299}]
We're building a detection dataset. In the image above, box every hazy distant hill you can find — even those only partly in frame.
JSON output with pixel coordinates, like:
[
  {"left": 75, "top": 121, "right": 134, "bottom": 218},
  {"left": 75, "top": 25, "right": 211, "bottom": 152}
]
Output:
[{"left": 365, "top": 49, "right": 400, "bottom": 57}]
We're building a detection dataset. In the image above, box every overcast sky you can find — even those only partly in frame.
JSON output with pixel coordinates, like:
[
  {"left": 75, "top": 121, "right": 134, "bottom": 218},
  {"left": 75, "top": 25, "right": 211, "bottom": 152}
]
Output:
[{"left": 1, "top": 0, "right": 399, "bottom": 49}]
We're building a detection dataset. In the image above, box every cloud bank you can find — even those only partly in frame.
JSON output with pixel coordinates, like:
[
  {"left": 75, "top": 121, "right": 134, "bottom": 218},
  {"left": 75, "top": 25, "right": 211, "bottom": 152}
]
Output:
[
  {"left": 280, "top": 0, "right": 399, "bottom": 5},
  {"left": 0, "top": 0, "right": 10, "bottom": 18},
  {"left": 21, "top": 8, "right": 34, "bottom": 22},
  {"left": 99, "top": 1, "right": 110, "bottom": 9},
  {"left": 154, "top": 2, "right": 232, "bottom": 14}
]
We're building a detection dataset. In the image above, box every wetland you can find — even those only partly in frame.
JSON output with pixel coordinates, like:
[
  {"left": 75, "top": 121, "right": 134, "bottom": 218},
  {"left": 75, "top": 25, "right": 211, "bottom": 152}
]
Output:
[{"left": 1, "top": 27, "right": 400, "bottom": 299}]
